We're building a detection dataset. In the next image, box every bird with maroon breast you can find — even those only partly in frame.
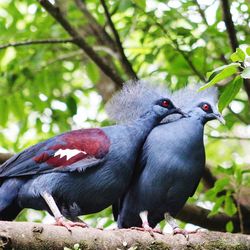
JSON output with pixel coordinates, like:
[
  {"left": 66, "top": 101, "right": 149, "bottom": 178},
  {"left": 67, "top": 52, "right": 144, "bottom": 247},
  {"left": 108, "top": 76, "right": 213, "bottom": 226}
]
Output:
[
  {"left": 0, "top": 80, "right": 184, "bottom": 230},
  {"left": 110, "top": 84, "right": 225, "bottom": 236}
]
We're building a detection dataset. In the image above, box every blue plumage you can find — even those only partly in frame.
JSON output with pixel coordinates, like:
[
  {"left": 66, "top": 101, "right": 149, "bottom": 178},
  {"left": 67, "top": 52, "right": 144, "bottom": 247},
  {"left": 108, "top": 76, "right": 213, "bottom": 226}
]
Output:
[
  {"left": 110, "top": 84, "right": 224, "bottom": 234},
  {"left": 0, "top": 81, "right": 183, "bottom": 229}
]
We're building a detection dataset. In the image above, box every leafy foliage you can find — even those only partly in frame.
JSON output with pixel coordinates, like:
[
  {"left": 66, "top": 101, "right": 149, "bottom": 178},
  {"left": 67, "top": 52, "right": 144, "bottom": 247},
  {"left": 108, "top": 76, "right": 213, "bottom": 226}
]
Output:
[{"left": 0, "top": 0, "right": 250, "bottom": 232}]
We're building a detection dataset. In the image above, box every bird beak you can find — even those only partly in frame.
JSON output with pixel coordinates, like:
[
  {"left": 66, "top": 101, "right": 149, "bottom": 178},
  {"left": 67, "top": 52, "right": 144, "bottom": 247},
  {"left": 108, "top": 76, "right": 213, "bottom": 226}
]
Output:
[
  {"left": 175, "top": 108, "right": 190, "bottom": 118},
  {"left": 214, "top": 113, "right": 226, "bottom": 124}
]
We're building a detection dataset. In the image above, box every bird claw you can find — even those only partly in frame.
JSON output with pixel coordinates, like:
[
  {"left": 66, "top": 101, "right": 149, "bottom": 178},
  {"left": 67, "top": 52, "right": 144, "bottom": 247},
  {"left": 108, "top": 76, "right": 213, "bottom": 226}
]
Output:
[
  {"left": 173, "top": 227, "right": 201, "bottom": 240},
  {"left": 55, "top": 217, "right": 88, "bottom": 231},
  {"left": 130, "top": 225, "right": 162, "bottom": 237}
]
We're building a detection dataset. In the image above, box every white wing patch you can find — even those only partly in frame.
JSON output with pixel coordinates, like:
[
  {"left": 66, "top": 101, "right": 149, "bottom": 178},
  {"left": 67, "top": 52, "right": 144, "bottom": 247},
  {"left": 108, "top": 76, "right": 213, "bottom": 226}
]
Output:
[{"left": 54, "top": 149, "right": 87, "bottom": 161}]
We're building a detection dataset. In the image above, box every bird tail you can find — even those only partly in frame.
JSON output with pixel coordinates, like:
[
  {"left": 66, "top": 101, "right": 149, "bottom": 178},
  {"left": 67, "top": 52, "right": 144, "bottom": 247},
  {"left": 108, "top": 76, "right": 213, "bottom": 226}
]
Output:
[
  {"left": 0, "top": 178, "right": 24, "bottom": 220},
  {"left": 117, "top": 215, "right": 123, "bottom": 228}
]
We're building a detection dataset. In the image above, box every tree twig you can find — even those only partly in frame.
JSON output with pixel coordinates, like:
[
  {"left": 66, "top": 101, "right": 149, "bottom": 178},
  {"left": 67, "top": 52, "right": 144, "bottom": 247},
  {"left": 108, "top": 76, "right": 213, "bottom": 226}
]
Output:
[
  {"left": 228, "top": 106, "right": 249, "bottom": 125},
  {"left": 0, "top": 38, "right": 74, "bottom": 50},
  {"left": 38, "top": 0, "right": 124, "bottom": 87},
  {"left": 206, "top": 134, "right": 250, "bottom": 140},
  {"left": 0, "top": 153, "right": 13, "bottom": 164},
  {"left": 74, "top": 0, "right": 116, "bottom": 50},
  {"left": 100, "top": 0, "right": 138, "bottom": 80},
  {"left": 220, "top": 0, "right": 250, "bottom": 103},
  {"left": 134, "top": 5, "right": 206, "bottom": 82},
  {"left": 193, "top": 0, "right": 208, "bottom": 25},
  {"left": 220, "top": 0, "right": 238, "bottom": 51}
]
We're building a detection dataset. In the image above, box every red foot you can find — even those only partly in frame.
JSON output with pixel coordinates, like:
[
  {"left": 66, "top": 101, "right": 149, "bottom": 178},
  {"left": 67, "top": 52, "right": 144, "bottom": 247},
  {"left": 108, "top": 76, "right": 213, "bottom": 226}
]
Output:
[{"left": 55, "top": 217, "right": 88, "bottom": 231}]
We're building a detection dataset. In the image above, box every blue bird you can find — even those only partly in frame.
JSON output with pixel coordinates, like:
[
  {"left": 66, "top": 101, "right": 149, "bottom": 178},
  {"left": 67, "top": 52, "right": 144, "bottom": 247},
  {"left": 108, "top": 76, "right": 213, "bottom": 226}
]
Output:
[
  {"left": 109, "top": 84, "right": 225, "bottom": 235},
  {"left": 0, "top": 81, "right": 184, "bottom": 230}
]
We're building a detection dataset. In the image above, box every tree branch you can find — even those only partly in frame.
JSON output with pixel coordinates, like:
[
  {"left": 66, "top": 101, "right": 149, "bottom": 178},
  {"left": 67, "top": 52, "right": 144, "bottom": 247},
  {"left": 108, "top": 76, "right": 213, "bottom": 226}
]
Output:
[
  {"left": 220, "top": 0, "right": 250, "bottom": 103},
  {"left": 74, "top": 0, "right": 117, "bottom": 50},
  {"left": 177, "top": 203, "right": 250, "bottom": 233},
  {"left": 220, "top": 0, "right": 238, "bottom": 51},
  {"left": 100, "top": 0, "right": 138, "bottom": 80},
  {"left": 0, "top": 221, "right": 249, "bottom": 249},
  {"left": 0, "top": 38, "right": 74, "bottom": 50},
  {"left": 206, "top": 134, "right": 250, "bottom": 140},
  {"left": 202, "top": 165, "right": 217, "bottom": 190},
  {"left": 193, "top": 0, "right": 208, "bottom": 25},
  {"left": 38, "top": 0, "right": 124, "bottom": 87},
  {"left": 0, "top": 153, "right": 13, "bottom": 165}
]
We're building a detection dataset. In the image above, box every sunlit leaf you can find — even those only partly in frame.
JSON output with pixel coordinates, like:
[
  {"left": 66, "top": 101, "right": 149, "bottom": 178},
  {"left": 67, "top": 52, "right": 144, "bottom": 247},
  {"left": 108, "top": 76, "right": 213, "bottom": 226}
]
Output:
[
  {"left": 235, "top": 166, "right": 243, "bottom": 185},
  {"left": 218, "top": 76, "right": 243, "bottom": 112},
  {"left": 86, "top": 62, "right": 100, "bottom": 83},
  {"left": 246, "top": 47, "right": 250, "bottom": 56},
  {"left": 66, "top": 96, "right": 77, "bottom": 116},
  {"left": 208, "top": 196, "right": 225, "bottom": 217},
  {"left": 200, "top": 64, "right": 239, "bottom": 91},
  {"left": 133, "top": 0, "right": 146, "bottom": 9},
  {"left": 230, "top": 48, "right": 245, "bottom": 62},
  {"left": 224, "top": 192, "right": 237, "bottom": 216},
  {"left": 0, "top": 99, "right": 9, "bottom": 127},
  {"left": 226, "top": 221, "right": 234, "bottom": 233}
]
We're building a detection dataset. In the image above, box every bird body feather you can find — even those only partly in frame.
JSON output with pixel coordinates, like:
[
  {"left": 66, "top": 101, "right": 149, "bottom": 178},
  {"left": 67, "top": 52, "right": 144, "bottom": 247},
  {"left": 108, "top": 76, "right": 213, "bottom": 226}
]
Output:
[
  {"left": 109, "top": 81, "right": 221, "bottom": 230},
  {"left": 117, "top": 116, "right": 205, "bottom": 228},
  {"left": 0, "top": 81, "right": 179, "bottom": 222}
]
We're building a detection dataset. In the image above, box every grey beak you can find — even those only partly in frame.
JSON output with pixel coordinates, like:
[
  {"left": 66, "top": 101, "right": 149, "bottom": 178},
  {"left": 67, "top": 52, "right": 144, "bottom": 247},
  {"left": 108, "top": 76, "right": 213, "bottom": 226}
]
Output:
[
  {"left": 214, "top": 113, "right": 226, "bottom": 124},
  {"left": 175, "top": 108, "right": 190, "bottom": 118}
]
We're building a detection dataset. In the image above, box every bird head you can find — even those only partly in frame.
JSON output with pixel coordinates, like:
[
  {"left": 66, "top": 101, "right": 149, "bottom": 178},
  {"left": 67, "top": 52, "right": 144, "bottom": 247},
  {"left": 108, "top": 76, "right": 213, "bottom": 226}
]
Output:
[
  {"left": 152, "top": 98, "right": 186, "bottom": 118},
  {"left": 106, "top": 80, "right": 176, "bottom": 124},
  {"left": 190, "top": 101, "right": 225, "bottom": 124},
  {"left": 171, "top": 85, "right": 225, "bottom": 125}
]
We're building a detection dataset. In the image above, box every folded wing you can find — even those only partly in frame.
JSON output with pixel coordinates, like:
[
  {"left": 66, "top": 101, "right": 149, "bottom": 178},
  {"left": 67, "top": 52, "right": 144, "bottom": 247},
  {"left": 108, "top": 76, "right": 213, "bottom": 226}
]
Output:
[{"left": 0, "top": 128, "right": 110, "bottom": 177}]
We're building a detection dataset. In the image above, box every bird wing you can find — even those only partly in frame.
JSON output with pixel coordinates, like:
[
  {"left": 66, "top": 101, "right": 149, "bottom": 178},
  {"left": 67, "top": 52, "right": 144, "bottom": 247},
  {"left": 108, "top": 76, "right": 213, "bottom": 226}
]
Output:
[{"left": 0, "top": 128, "right": 110, "bottom": 177}]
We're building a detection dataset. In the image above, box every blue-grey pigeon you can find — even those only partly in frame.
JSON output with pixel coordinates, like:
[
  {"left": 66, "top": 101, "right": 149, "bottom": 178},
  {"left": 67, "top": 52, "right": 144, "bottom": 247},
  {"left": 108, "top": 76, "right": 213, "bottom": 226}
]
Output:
[
  {"left": 0, "top": 81, "right": 184, "bottom": 230},
  {"left": 109, "top": 83, "right": 224, "bottom": 235}
]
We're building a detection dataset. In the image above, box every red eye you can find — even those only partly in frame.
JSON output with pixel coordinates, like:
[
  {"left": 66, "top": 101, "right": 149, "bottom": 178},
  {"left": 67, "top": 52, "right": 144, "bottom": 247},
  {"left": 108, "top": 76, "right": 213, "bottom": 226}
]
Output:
[
  {"left": 161, "top": 100, "right": 170, "bottom": 107},
  {"left": 202, "top": 104, "right": 210, "bottom": 111}
]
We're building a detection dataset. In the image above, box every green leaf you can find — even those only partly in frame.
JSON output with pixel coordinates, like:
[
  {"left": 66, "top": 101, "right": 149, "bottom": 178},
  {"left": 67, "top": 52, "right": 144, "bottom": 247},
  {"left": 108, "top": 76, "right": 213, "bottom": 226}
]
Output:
[
  {"left": 214, "top": 178, "right": 230, "bottom": 193},
  {"left": 235, "top": 166, "right": 243, "bottom": 185},
  {"left": 246, "top": 47, "right": 250, "bottom": 56},
  {"left": 218, "top": 76, "right": 243, "bottom": 112},
  {"left": 66, "top": 96, "right": 77, "bottom": 116},
  {"left": 0, "top": 99, "right": 9, "bottom": 127},
  {"left": 207, "top": 63, "right": 240, "bottom": 76},
  {"left": 241, "top": 67, "right": 250, "bottom": 79},
  {"left": 216, "top": 165, "right": 235, "bottom": 175},
  {"left": 85, "top": 62, "right": 100, "bottom": 83},
  {"left": 209, "top": 196, "right": 225, "bottom": 217},
  {"left": 236, "top": 48, "right": 245, "bottom": 61},
  {"left": 230, "top": 52, "right": 241, "bottom": 62},
  {"left": 10, "top": 93, "right": 25, "bottom": 119},
  {"left": 230, "top": 48, "right": 245, "bottom": 62},
  {"left": 133, "top": 0, "right": 146, "bottom": 9},
  {"left": 226, "top": 221, "right": 234, "bottom": 233},
  {"left": 200, "top": 64, "right": 239, "bottom": 91},
  {"left": 224, "top": 192, "right": 237, "bottom": 216},
  {"left": 118, "top": 0, "right": 133, "bottom": 11}
]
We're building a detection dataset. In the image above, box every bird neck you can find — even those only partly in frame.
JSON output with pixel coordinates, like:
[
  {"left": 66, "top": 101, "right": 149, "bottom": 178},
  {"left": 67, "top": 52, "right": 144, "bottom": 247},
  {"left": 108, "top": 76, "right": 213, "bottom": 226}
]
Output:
[{"left": 127, "top": 110, "right": 160, "bottom": 142}]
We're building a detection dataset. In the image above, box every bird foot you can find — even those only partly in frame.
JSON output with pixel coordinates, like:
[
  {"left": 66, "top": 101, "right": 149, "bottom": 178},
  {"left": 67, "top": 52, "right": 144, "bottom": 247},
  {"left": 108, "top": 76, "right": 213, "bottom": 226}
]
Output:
[
  {"left": 130, "top": 224, "right": 162, "bottom": 236},
  {"left": 173, "top": 227, "right": 200, "bottom": 240},
  {"left": 54, "top": 217, "right": 88, "bottom": 231}
]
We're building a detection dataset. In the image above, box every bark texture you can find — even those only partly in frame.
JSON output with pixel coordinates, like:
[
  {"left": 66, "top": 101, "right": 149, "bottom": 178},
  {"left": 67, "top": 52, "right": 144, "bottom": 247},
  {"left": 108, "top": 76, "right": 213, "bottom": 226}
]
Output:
[{"left": 0, "top": 221, "right": 249, "bottom": 250}]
